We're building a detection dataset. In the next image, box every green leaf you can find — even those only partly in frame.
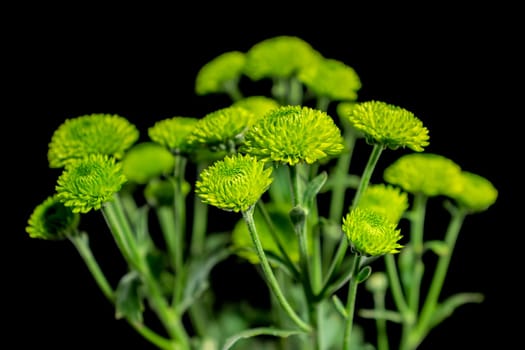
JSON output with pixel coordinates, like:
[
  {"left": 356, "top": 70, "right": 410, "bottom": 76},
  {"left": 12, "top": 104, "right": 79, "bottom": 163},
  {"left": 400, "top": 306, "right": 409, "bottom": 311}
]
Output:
[
  {"left": 179, "top": 235, "right": 232, "bottom": 313},
  {"left": 429, "top": 292, "right": 484, "bottom": 329},
  {"left": 303, "top": 171, "right": 328, "bottom": 209},
  {"left": 221, "top": 327, "right": 304, "bottom": 350},
  {"left": 424, "top": 240, "right": 450, "bottom": 256},
  {"left": 356, "top": 266, "right": 372, "bottom": 283},
  {"left": 114, "top": 270, "right": 144, "bottom": 324}
]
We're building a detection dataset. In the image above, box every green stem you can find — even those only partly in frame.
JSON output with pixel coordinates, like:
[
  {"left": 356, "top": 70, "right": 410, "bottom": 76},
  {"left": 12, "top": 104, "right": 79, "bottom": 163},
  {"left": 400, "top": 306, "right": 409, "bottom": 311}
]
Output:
[
  {"left": 287, "top": 76, "right": 304, "bottom": 105},
  {"left": 407, "top": 208, "right": 467, "bottom": 349},
  {"left": 69, "top": 233, "right": 114, "bottom": 302},
  {"left": 69, "top": 233, "right": 177, "bottom": 350},
  {"left": 342, "top": 253, "right": 360, "bottom": 350},
  {"left": 384, "top": 254, "right": 409, "bottom": 316},
  {"left": 319, "top": 143, "right": 384, "bottom": 300},
  {"left": 351, "top": 144, "right": 384, "bottom": 209},
  {"left": 170, "top": 155, "right": 188, "bottom": 306},
  {"left": 398, "top": 194, "right": 427, "bottom": 349},
  {"left": 102, "top": 195, "right": 141, "bottom": 269},
  {"left": 242, "top": 206, "right": 312, "bottom": 332},
  {"left": 104, "top": 195, "right": 190, "bottom": 349},
  {"left": 316, "top": 96, "right": 331, "bottom": 112},
  {"left": 373, "top": 289, "right": 389, "bottom": 350},
  {"left": 223, "top": 79, "right": 244, "bottom": 102},
  {"left": 191, "top": 161, "right": 209, "bottom": 256}
]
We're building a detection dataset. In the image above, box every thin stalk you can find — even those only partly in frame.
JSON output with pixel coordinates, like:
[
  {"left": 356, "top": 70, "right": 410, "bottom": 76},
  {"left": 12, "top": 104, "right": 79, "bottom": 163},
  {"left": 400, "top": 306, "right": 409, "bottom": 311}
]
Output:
[
  {"left": 242, "top": 206, "right": 311, "bottom": 332},
  {"left": 398, "top": 193, "right": 427, "bottom": 350},
  {"left": 342, "top": 253, "right": 361, "bottom": 350},
  {"left": 105, "top": 195, "right": 190, "bottom": 349},
  {"left": 406, "top": 208, "right": 467, "bottom": 349},
  {"left": 69, "top": 233, "right": 177, "bottom": 350},
  {"left": 384, "top": 254, "right": 409, "bottom": 316},
  {"left": 191, "top": 161, "right": 209, "bottom": 256}
]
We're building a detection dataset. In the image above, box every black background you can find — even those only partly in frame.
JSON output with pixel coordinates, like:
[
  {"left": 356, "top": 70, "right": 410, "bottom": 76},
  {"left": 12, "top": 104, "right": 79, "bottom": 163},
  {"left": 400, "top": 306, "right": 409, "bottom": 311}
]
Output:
[{"left": 6, "top": 4, "right": 520, "bottom": 349}]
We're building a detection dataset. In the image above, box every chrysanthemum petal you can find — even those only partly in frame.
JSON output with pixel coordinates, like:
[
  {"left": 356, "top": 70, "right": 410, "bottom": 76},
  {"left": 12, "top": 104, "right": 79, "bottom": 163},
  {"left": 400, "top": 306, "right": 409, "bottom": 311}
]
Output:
[
  {"left": 195, "top": 153, "right": 273, "bottom": 212},
  {"left": 55, "top": 154, "right": 127, "bottom": 213},
  {"left": 342, "top": 207, "right": 403, "bottom": 256},
  {"left": 346, "top": 101, "right": 429, "bottom": 152},
  {"left": 241, "top": 105, "right": 344, "bottom": 165},
  {"left": 48, "top": 113, "right": 139, "bottom": 168}
]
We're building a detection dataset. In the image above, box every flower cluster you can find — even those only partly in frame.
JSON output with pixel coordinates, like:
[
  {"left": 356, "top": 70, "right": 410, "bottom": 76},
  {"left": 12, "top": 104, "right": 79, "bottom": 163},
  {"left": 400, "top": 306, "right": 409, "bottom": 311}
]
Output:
[{"left": 25, "top": 35, "right": 498, "bottom": 350}]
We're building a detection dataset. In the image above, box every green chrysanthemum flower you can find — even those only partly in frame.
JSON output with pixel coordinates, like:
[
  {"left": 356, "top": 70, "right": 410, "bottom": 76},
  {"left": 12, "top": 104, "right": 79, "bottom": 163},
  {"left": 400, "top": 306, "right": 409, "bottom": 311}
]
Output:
[
  {"left": 195, "top": 51, "right": 246, "bottom": 95},
  {"left": 342, "top": 207, "right": 403, "bottom": 256},
  {"left": 298, "top": 58, "right": 362, "bottom": 101},
  {"left": 26, "top": 195, "right": 81, "bottom": 240},
  {"left": 384, "top": 153, "right": 463, "bottom": 198},
  {"left": 231, "top": 96, "right": 280, "bottom": 118},
  {"left": 148, "top": 116, "right": 200, "bottom": 154},
  {"left": 346, "top": 100, "right": 430, "bottom": 152},
  {"left": 243, "top": 35, "right": 322, "bottom": 80},
  {"left": 450, "top": 171, "right": 498, "bottom": 213},
  {"left": 195, "top": 153, "right": 273, "bottom": 212},
  {"left": 121, "top": 142, "right": 175, "bottom": 184},
  {"left": 358, "top": 183, "right": 409, "bottom": 224},
  {"left": 187, "top": 106, "right": 256, "bottom": 150},
  {"left": 56, "top": 154, "right": 127, "bottom": 213},
  {"left": 48, "top": 113, "right": 139, "bottom": 168},
  {"left": 240, "top": 105, "right": 344, "bottom": 165}
]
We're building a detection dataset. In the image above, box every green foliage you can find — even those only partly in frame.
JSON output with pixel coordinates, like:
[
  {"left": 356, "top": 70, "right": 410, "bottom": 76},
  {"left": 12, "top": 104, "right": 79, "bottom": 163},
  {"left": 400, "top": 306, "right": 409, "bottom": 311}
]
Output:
[{"left": 26, "top": 35, "right": 498, "bottom": 350}]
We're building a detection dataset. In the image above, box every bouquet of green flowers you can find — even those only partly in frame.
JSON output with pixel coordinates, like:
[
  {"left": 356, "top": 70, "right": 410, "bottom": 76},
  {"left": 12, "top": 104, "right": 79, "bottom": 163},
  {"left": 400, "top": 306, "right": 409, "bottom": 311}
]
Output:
[{"left": 26, "top": 35, "right": 498, "bottom": 350}]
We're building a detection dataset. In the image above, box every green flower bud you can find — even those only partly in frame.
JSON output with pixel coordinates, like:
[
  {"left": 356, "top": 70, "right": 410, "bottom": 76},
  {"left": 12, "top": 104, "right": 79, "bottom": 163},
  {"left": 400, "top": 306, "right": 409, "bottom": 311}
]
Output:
[
  {"left": 195, "top": 51, "right": 246, "bottom": 96},
  {"left": 358, "top": 183, "right": 409, "bottom": 224},
  {"left": 342, "top": 207, "right": 403, "bottom": 256},
  {"left": 384, "top": 153, "right": 463, "bottom": 197},
  {"left": 56, "top": 154, "right": 127, "bottom": 213},
  {"left": 148, "top": 116, "right": 200, "bottom": 154},
  {"left": 243, "top": 35, "right": 322, "bottom": 80},
  {"left": 450, "top": 171, "right": 498, "bottom": 213},
  {"left": 195, "top": 153, "right": 273, "bottom": 212},
  {"left": 346, "top": 100, "right": 430, "bottom": 152},
  {"left": 366, "top": 271, "right": 389, "bottom": 293},
  {"left": 241, "top": 105, "right": 344, "bottom": 165},
  {"left": 298, "top": 58, "right": 362, "bottom": 102},
  {"left": 26, "top": 195, "right": 80, "bottom": 240},
  {"left": 121, "top": 142, "right": 175, "bottom": 184},
  {"left": 48, "top": 113, "right": 139, "bottom": 168},
  {"left": 187, "top": 106, "right": 256, "bottom": 151}
]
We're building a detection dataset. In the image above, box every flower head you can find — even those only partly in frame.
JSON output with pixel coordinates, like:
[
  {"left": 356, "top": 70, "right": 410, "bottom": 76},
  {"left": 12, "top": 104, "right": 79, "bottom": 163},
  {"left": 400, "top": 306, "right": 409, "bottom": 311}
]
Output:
[
  {"left": 358, "top": 183, "right": 409, "bottom": 224},
  {"left": 195, "top": 153, "right": 273, "bottom": 212},
  {"left": 148, "top": 116, "right": 200, "bottom": 154},
  {"left": 56, "top": 154, "right": 127, "bottom": 213},
  {"left": 26, "top": 195, "right": 81, "bottom": 240},
  {"left": 195, "top": 51, "right": 246, "bottom": 95},
  {"left": 449, "top": 171, "right": 498, "bottom": 213},
  {"left": 298, "top": 58, "right": 362, "bottom": 101},
  {"left": 187, "top": 106, "right": 256, "bottom": 151},
  {"left": 121, "top": 142, "right": 175, "bottom": 184},
  {"left": 243, "top": 35, "right": 322, "bottom": 80},
  {"left": 342, "top": 207, "right": 403, "bottom": 256},
  {"left": 383, "top": 153, "right": 463, "bottom": 197},
  {"left": 231, "top": 96, "right": 280, "bottom": 118},
  {"left": 241, "top": 105, "right": 344, "bottom": 165},
  {"left": 346, "top": 101, "right": 429, "bottom": 152},
  {"left": 48, "top": 113, "right": 139, "bottom": 168}
]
